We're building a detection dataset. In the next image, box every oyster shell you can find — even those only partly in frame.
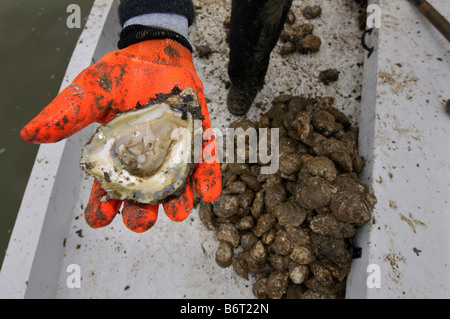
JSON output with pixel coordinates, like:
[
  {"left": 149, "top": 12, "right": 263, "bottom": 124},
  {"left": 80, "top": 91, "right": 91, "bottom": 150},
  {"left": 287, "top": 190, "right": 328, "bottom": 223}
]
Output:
[{"left": 80, "top": 87, "right": 203, "bottom": 204}]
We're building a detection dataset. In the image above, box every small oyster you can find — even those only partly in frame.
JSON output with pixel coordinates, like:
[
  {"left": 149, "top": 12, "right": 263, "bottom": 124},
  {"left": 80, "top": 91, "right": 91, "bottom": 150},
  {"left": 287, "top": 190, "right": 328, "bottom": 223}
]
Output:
[{"left": 80, "top": 87, "right": 203, "bottom": 204}]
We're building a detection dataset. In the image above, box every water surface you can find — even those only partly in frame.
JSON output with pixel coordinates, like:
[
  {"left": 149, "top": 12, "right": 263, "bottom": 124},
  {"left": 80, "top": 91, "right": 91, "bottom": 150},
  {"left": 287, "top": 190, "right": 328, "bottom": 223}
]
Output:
[{"left": 0, "top": 0, "right": 95, "bottom": 267}]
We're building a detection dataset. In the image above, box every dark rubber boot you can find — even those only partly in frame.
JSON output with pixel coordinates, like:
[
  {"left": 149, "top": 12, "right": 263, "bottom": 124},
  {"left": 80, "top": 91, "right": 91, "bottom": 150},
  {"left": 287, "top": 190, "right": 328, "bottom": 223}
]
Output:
[
  {"left": 227, "top": 84, "right": 259, "bottom": 116},
  {"left": 227, "top": 0, "right": 293, "bottom": 115}
]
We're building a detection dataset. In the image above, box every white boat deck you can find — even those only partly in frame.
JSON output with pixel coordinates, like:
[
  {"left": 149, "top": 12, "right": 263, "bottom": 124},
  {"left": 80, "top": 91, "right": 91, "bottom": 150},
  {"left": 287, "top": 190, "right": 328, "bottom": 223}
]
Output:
[
  {"left": 347, "top": 0, "right": 450, "bottom": 299},
  {"left": 0, "top": 0, "right": 449, "bottom": 298}
]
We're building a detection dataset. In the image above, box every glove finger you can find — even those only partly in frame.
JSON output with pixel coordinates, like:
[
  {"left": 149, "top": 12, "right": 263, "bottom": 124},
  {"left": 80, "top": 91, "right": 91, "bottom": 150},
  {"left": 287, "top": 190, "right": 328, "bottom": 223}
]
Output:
[
  {"left": 163, "top": 177, "right": 194, "bottom": 222},
  {"left": 194, "top": 161, "right": 222, "bottom": 202},
  {"left": 194, "top": 131, "right": 222, "bottom": 202},
  {"left": 84, "top": 180, "right": 122, "bottom": 229},
  {"left": 21, "top": 61, "right": 117, "bottom": 144},
  {"left": 122, "top": 200, "right": 159, "bottom": 233}
]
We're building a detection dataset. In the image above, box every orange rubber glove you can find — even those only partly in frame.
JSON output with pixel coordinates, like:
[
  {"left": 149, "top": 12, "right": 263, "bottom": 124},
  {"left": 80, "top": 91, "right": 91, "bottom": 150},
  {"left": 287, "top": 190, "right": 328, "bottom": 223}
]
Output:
[{"left": 21, "top": 38, "right": 222, "bottom": 233}]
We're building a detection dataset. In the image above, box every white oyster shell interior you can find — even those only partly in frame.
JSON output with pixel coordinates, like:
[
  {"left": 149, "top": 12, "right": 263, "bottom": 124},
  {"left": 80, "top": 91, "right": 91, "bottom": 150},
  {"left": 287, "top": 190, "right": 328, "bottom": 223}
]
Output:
[{"left": 80, "top": 91, "right": 199, "bottom": 204}]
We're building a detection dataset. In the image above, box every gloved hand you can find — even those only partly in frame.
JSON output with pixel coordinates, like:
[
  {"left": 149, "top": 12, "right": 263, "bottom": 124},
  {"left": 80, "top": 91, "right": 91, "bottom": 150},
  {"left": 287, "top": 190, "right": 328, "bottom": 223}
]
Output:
[{"left": 21, "top": 38, "right": 222, "bottom": 233}]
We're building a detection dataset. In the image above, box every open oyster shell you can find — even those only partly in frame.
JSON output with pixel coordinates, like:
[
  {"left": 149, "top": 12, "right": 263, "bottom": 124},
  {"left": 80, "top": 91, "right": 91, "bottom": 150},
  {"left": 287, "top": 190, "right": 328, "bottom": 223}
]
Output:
[{"left": 80, "top": 87, "right": 203, "bottom": 205}]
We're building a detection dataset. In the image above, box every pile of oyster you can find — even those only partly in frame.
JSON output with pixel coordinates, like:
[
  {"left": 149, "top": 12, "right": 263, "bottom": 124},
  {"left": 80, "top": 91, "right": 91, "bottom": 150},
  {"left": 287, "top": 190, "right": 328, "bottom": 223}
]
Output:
[{"left": 199, "top": 94, "right": 376, "bottom": 299}]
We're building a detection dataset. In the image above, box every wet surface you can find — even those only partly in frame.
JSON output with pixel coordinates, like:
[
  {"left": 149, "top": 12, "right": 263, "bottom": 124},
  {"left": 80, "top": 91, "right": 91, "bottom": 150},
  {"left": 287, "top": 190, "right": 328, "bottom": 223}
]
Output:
[{"left": 0, "top": 0, "right": 94, "bottom": 267}]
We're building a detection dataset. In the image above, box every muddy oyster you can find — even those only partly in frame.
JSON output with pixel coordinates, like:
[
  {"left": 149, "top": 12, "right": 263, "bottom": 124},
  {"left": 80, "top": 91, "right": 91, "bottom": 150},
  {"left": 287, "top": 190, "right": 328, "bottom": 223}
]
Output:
[{"left": 80, "top": 87, "right": 203, "bottom": 204}]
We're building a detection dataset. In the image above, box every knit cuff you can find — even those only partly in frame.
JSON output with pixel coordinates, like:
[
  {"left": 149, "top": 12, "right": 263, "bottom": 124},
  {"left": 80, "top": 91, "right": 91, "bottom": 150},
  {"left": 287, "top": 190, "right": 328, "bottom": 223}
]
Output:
[
  {"left": 123, "top": 13, "right": 189, "bottom": 39},
  {"left": 118, "top": 0, "right": 195, "bottom": 27}
]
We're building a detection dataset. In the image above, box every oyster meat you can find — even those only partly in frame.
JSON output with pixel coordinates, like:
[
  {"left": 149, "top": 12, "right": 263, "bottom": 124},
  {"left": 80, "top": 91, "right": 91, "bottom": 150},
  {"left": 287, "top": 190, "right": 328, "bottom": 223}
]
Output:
[{"left": 80, "top": 87, "right": 203, "bottom": 204}]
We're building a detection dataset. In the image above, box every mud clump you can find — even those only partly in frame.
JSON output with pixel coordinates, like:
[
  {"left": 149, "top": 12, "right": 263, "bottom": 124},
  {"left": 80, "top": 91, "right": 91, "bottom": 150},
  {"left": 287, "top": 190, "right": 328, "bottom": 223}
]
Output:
[
  {"left": 280, "top": 41, "right": 297, "bottom": 56},
  {"left": 297, "top": 34, "right": 322, "bottom": 54},
  {"left": 196, "top": 44, "right": 213, "bottom": 59},
  {"left": 302, "top": 6, "right": 322, "bottom": 20},
  {"left": 285, "top": 10, "right": 297, "bottom": 26},
  {"left": 319, "top": 69, "right": 340, "bottom": 85},
  {"left": 199, "top": 94, "right": 376, "bottom": 299}
]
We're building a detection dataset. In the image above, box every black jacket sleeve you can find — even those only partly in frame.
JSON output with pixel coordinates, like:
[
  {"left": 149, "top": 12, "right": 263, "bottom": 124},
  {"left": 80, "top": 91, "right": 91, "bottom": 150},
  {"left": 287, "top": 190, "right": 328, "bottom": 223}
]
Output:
[{"left": 118, "top": 0, "right": 195, "bottom": 26}]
